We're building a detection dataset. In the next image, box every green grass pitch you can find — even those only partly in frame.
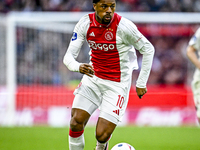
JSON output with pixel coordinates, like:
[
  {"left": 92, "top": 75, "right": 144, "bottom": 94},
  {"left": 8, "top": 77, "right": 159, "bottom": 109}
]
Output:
[{"left": 0, "top": 126, "right": 200, "bottom": 150}]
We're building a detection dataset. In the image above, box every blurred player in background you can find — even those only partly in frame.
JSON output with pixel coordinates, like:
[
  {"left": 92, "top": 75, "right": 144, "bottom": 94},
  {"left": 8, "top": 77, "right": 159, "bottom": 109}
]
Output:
[
  {"left": 63, "top": 0, "right": 154, "bottom": 149},
  {"left": 187, "top": 27, "right": 200, "bottom": 125}
]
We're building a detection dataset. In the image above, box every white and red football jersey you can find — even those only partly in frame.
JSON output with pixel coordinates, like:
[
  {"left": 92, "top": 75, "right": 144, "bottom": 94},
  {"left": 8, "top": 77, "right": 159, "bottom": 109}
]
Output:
[
  {"left": 64, "top": 12, "right": 154, "bottom": 87},
  {"left": 189, "top": 27, "right": 200, "bottom": 84}
]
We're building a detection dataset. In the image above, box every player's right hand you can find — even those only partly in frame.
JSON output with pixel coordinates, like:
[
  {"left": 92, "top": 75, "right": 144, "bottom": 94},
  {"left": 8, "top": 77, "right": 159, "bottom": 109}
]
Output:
[{"left": 79, "top": 63, "right": 94, "bottom": 77}]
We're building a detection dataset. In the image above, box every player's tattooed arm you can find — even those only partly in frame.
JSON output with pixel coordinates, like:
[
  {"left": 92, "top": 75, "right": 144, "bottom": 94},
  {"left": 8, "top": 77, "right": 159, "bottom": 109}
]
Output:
[{"left": 79, "top": 63, "right": 94, "bottom": 77}]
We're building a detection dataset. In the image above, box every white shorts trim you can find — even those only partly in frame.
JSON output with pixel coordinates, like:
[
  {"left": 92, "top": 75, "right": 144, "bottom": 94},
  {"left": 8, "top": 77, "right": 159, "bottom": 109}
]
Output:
[{"left": 72, "top": 93, "right": 98, "bottom": 115}]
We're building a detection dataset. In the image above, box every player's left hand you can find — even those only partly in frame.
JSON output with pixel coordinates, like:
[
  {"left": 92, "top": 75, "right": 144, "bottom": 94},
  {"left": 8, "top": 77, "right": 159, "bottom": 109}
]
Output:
[{"left": 136, "top": 87, "right": 147, "bottom": 99}]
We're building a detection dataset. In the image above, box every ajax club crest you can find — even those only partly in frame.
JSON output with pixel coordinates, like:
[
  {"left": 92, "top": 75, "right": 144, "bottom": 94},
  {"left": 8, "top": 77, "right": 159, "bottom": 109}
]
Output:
[{"left": 105, "top": 28, "right": 113, "bottom": 41}]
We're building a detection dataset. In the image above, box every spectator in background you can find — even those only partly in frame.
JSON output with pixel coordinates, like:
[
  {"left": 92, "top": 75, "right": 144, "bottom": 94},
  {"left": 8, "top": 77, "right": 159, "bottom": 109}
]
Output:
[{"left": 186, "top": 27, "right": 200, "bottom": 125}]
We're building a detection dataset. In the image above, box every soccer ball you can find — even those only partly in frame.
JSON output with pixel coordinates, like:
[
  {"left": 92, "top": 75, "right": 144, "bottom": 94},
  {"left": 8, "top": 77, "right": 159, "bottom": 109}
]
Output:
[{"left": 111, "top": 143, "right": 135, "bottom": 150}]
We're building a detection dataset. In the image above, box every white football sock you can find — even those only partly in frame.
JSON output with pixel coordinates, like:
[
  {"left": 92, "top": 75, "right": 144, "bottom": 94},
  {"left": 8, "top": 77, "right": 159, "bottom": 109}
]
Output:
[{"left": 69, "top": 134, "right": 85, "bottom": 150}]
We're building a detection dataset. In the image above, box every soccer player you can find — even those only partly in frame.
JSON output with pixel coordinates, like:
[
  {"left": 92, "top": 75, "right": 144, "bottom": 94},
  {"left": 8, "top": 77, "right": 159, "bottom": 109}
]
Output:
[
  {"left": 187, "top": 27, "right": 200, "bottom": 125},
  {"left": 63, "top": 0, "right": 155, "bottom": 149}
]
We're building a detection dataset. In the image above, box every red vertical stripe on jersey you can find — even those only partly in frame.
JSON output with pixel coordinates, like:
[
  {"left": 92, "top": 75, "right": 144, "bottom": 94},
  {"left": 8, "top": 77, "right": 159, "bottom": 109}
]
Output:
[{"left": 87, "top": 13, "right": 122, "bottom": 82}]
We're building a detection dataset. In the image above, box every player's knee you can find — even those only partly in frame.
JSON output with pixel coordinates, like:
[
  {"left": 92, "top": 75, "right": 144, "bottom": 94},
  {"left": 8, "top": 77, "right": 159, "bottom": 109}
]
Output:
[
  {"left": 70, "top": 117, "right": 84, "bottom": 131},
  {"left": 95, "top": 131, "right": 110, "bottom": 143}
]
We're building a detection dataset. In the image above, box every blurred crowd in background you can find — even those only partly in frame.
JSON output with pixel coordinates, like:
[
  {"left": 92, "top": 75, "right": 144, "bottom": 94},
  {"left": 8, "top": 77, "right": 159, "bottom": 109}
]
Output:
[
  {"left": 0, "top": 0, "right": 199, "bottom": 87},
  {"left": 14, "top": 24, "right": 196, "bottom": 86},
  {"left": 0, "top": 0, "right": 200, "bottom": 13}
]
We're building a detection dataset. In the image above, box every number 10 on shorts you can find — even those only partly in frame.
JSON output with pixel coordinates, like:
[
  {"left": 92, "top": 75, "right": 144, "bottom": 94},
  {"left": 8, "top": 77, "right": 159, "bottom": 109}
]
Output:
[{"left": 116, "top": 95, "right": 124, "bottom": 109}]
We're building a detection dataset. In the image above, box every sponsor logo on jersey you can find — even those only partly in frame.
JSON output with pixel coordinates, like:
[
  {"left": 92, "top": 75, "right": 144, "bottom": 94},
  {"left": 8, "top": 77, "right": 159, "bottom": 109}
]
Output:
[
  {"left": 105, "top": 31, "right": 113, "bottom": 41},
  {"left": 72, "top": 32, "right": 77, "bottom": 41},
  {"left": 89, "top": 32, "right": 95, "bottom": 37},
  {"left": 88, "top": 40, "right": 115, "bottom": 51}
]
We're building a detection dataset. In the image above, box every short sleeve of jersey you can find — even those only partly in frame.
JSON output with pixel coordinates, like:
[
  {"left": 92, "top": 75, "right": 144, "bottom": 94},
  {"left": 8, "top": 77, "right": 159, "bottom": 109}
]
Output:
[
  {"left": 69, "top": 14, "right": 90, "bottom": 48},
  {"left": 189, "top": 27, "right": 200, "bottom": 50},
  {"left": 119, "top": 17, "right": 148, "bottom": 50}
]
